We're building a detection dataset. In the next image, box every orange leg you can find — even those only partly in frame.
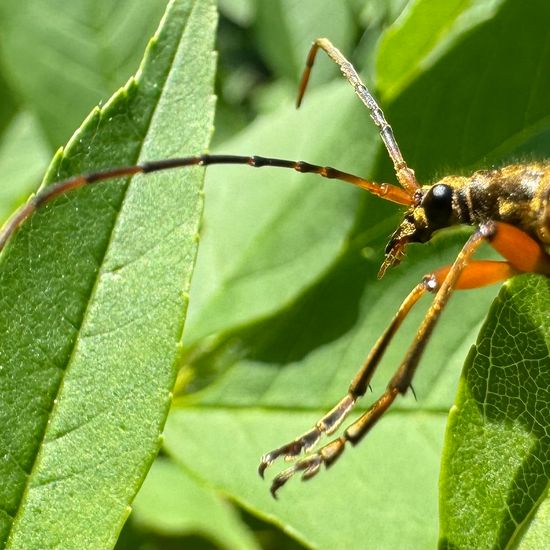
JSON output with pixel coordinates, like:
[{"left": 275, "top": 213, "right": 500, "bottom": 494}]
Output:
[
  {"left": 261, "top": 221, "right": 550, "bottom": 496},
  {"left": 485, "top": 221, "right": 550, "bottom": 275}
]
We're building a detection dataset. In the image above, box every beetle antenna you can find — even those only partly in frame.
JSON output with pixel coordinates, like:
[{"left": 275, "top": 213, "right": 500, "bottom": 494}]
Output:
[
  {"left": 0, "top": 153, "right": 413, "bottom": 254},
  {"left": 297, "top": 38, "right": 419, "bottom": 194}
]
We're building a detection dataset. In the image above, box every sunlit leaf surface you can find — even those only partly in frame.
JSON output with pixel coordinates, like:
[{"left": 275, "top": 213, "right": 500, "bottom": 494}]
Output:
[{"left": 0, "top": 1, "right": 216, "bottom": 547}]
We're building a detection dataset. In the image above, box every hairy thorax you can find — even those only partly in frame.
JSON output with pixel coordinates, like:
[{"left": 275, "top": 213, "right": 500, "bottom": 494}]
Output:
[{"left": 443, "top": 163, "right": 550, "bottom": 246}]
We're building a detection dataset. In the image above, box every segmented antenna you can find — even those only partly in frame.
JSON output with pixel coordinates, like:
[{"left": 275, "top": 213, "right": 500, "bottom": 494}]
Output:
[
  {"left": 0, "top": 154, "right": 413, "bottom": 254},
  {"left": 296, "top": 38, "right": 419, "bottom": 195}
]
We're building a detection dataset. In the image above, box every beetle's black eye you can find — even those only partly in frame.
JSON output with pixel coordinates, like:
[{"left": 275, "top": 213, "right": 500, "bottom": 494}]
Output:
[{"left": 422, "top": 184, "right": 453, "bottom": 227}]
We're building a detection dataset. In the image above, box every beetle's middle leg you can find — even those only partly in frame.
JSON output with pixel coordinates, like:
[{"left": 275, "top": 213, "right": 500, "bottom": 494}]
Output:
[{"left": 262, "top": 222, "right": 545, "bottom": 496}]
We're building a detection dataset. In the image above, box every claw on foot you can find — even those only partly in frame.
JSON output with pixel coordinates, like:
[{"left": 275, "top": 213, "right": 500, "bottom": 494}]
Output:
[
  {"left": 270, "top": 454, "right": 323, "bottom": 497},
  {"left": 265, "top": 436, "right": 347, "bottom": 497},
  {"left": 258, "top": 426, "right": 323, "bottom": 478},
  {"left": 258, "top": 395, "right": 356, "bottom": 482}
]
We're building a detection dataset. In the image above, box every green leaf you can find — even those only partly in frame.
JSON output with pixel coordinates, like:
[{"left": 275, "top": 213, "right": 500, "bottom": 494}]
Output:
[
  {"left": 131, "top": 458, "right": 260, "bottom": 550},
  {"left": 376, "top": 0, "right": 506, "bottom": 102},
  {"left": 517, "top": 496, "right": 550, "bottom": 550},
  {"left": 165, "top": 0, "right": 550, "bottom": 548},
  {"left": 0, "top": 69, "right": 18, "bottom": 135},
  {"left": 253, "top": 1, "right": 355, "bottom": 82},
  {"left": 0, "top": 0, "right": 216, "bottom": 547},
  {"left": 165, "top": 407, "right": 446, "bottom": 550},
  {"left": 439, "top": 275, "right": 550, "bottom": 549},
  {"left": 0, "top": 0, "right": 168, "bottom": 146},
  {"left": 0, "top": 112, "right": 50, "bottom": 224}
]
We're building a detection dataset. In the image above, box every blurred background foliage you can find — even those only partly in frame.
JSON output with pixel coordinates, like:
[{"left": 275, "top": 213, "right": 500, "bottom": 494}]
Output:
[{"left": 2, "top": 0, "right": 550, "bottom": 548}]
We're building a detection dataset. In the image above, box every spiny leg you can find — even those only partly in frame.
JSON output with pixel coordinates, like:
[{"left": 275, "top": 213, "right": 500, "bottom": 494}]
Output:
[
  {"left": 261, "top": 257, "right": 518, "bottom": 483},
  {"left": 261, "top": 258, "right": 517, "bottom": 484},
  {"left": 343, "top": 223, "right": 550, "bottom": 443},
  {"left": 258, "top": 281, "right": 427, "bottom": 478},
  {"left": 296, "top": 37, "right": 419, "bottom": 193},
  {"left": 265, "top": 222, "right": 537, "bottom": 496},
  {"left": 0, "top": 154, "right": 413, "bottom": 254}
]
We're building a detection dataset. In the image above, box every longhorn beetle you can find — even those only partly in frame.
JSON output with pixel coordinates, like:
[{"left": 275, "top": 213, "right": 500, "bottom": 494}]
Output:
[{"left": 2, "top": 39, "right": 550, "bottom": 497}]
